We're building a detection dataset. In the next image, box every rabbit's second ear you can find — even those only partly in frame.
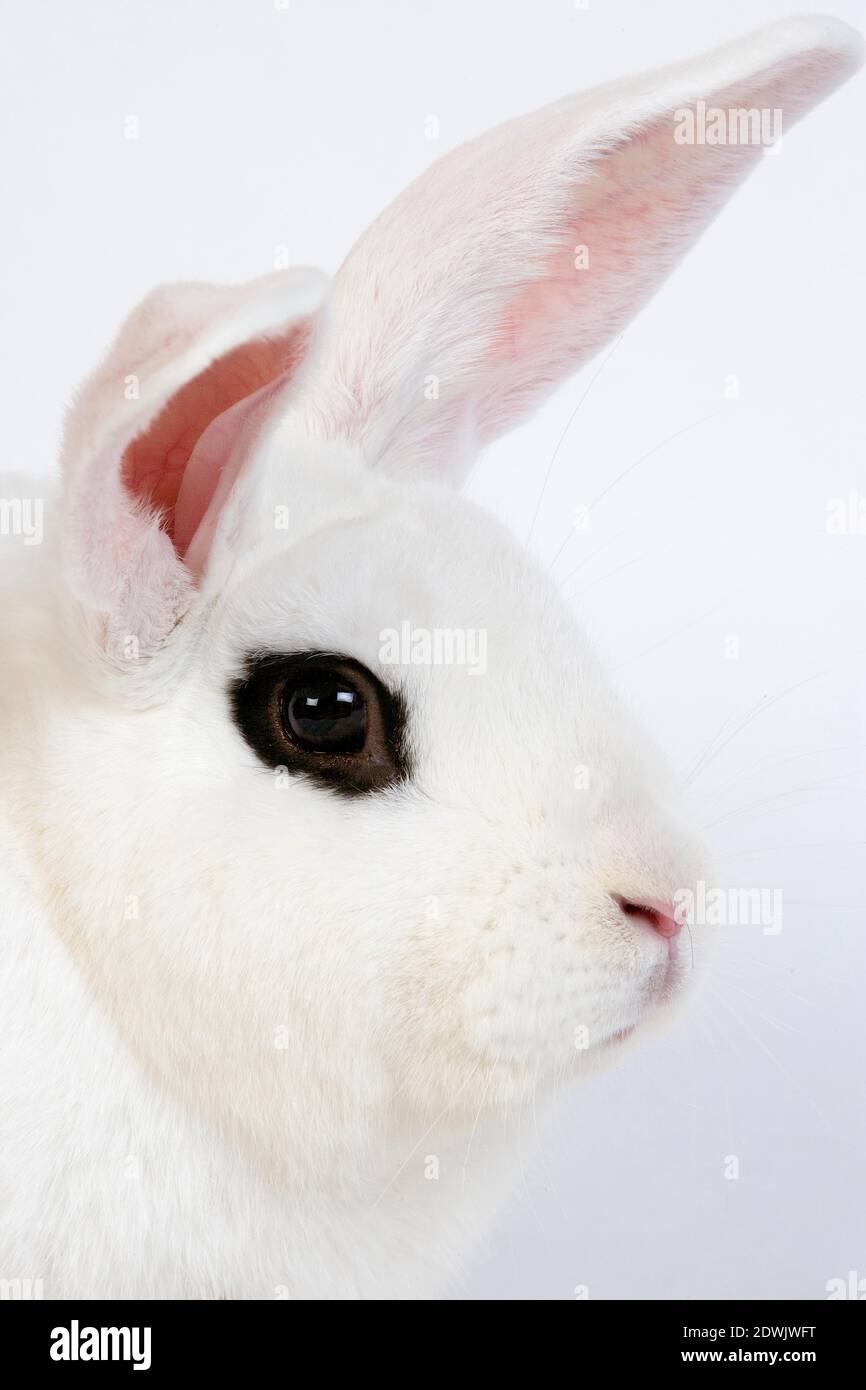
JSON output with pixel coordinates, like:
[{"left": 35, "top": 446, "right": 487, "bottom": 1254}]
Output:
[
  {"left": 300, "top": 17, "right": 861, "bottom": 484},
  {"left": 61, "top": 269, "right": 325, "bottom": 680}
]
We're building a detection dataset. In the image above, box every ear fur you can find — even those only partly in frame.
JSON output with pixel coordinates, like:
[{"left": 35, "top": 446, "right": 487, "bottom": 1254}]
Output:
[
  {"left": 297, "top": 16, "right": 862, "bottom": 483},
  {"left": 61, "top": 268, "right": 326, "bottom": 678}
]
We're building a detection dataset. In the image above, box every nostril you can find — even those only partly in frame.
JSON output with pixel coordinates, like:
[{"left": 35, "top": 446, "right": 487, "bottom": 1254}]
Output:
[{"left": 612, "top": 893, "right": 682, "bottom": 940}]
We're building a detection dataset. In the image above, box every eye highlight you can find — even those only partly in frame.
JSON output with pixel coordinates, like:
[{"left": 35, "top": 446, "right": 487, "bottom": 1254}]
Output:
[{"left": 230, "top": 653, "right": 408, "bottom": 796}]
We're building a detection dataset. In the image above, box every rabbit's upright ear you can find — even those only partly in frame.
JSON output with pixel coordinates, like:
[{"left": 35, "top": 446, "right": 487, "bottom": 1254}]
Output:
[
  {"left": 61, "top": 269, "right": 325, "bottom": 677},
  {"left": 301, "top": 16, "right": 862, "bottom": 483}
]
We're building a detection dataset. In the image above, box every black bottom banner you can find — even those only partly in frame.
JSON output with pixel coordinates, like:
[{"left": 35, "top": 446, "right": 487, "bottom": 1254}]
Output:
[{"left": 1, "top": 1297, "right": 864, "bottom": 1375}]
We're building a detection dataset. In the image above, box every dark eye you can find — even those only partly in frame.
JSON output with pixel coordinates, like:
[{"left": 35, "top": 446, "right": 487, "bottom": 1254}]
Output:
[
  {"left": 230, "top": 653, "right": 408, "bottom": 796},
  {"left": 283, "top": 676, "right": 366, "bottom": 753}
]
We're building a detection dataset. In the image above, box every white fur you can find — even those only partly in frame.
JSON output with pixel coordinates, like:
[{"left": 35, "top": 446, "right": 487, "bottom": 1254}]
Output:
[{"left": 0, "top": 17, "right": 860, "bottom": 1299}]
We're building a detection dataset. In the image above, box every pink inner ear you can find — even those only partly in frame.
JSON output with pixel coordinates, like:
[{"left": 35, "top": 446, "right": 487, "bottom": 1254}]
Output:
[{"left": 121, "top": 324, "right": 309, "bottom": 558}]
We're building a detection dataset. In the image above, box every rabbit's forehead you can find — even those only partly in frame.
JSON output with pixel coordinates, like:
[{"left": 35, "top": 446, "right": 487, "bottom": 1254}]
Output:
[{"left": 218, "top": 484, "right": 589, "bottom": 681}]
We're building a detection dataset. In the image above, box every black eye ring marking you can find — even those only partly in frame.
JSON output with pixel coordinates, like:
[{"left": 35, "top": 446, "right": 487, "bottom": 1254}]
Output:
[{"left": 229, "top": 652, "right": 410, "bottom": 797}]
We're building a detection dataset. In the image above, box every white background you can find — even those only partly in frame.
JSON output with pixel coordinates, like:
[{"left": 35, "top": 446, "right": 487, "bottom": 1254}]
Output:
[{"left": 2, "top": 0, "right": 864, "bottom": 1299}]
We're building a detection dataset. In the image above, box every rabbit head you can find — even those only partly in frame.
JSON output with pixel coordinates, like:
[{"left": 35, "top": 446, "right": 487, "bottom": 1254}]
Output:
[{"left": 44, "top": 18, "right": 860, "bottom": 1178}]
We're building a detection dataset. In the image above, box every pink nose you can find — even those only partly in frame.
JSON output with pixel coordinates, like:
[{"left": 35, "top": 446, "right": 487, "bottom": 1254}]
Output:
[{"left": 613, "top": 895, "right": 682, "bottom": 939}]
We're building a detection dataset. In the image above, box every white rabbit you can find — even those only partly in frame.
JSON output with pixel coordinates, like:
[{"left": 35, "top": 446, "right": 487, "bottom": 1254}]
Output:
[{"left": 0, "top": 16, "right": 860, "bottom": 1300}]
